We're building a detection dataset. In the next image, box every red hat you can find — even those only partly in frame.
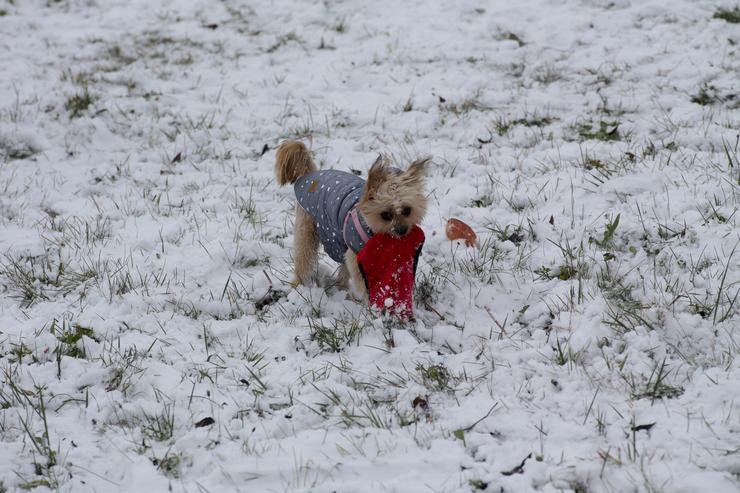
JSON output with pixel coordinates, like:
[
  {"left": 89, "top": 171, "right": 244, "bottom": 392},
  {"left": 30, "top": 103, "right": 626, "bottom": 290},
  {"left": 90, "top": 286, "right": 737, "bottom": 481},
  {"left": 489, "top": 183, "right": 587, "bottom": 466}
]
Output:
[{"left": 356, "top": 226, "right": 425, "bottom": 318}]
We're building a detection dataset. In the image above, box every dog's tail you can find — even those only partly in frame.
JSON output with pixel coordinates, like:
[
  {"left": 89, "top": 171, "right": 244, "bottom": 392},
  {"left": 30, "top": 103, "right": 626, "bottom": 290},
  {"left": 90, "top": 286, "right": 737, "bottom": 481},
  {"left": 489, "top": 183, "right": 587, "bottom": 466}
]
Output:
[{"left": 275, "top": 141, "right": 317, "bottom": 185}]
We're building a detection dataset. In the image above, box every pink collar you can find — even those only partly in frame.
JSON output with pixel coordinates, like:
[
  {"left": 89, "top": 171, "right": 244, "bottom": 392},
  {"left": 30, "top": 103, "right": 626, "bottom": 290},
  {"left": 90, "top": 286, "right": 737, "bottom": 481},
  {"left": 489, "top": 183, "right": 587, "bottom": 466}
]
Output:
[{"left": 343, "top": 206, "right": 371, "bottom": 245}]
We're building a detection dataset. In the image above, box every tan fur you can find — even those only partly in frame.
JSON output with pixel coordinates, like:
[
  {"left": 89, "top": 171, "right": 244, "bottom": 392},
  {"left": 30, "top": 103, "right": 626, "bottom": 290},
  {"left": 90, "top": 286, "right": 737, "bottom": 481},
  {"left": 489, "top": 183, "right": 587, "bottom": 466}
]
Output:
[
  {"left": 358, "top": 157, "right": 430, "bottom": 237},
  {"left": 292, "top": 204, "right": 319, "bottom": 285},
  {"left": 275, "top": 140, "right": 429, "bottom": 297},
  {"left": 275, "top": 141, "right": 317, "bottom": 185},
  {"left": 343, "top": 249, "right": 368, "bottom": 301}
]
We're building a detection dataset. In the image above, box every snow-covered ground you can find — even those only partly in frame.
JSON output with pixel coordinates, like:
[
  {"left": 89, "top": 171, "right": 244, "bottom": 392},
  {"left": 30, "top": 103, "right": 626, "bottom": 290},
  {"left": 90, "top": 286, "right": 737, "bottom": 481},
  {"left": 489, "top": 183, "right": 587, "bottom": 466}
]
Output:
[{"left": 1, "top": 0, "right": 738, "bottom": 491}]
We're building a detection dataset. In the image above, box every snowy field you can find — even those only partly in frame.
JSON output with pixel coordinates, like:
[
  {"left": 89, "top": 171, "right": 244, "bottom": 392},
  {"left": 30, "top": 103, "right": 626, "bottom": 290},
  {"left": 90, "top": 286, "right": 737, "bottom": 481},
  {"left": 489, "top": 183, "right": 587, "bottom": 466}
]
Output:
[{"left": 1, "top": 0, "right": 739, "bottom": 491}]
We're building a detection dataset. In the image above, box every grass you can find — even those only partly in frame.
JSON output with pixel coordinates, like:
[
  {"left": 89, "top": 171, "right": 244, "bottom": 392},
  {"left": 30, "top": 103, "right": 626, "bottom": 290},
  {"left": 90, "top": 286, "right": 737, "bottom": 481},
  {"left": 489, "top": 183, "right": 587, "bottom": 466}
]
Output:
[
  {"left": 50, "top": 318, "right": 97, "bottom": 364},
  {"left": 142, "top": 402, "right": 175, "bottom": 442},
  {"left": 1, "top": 379, "right": 60, "bottom": 489},
  {"left": 414, "top": 262, "right": 450, "bottom": 308},
  {"left": 452, "top": 237, "right": 506, "bottom": 285},
  {"left": 624, "top": 358, "right": 684, "bottom": 401},
  {"left": 307, "top": 315, "right": 369, "bottom": 352},
  {"left": 492, "top": 111, "right": 554, "bottom": 136},
  {"left": 266, "top": 32, "right": 303, "bottom": 53},
  {"left": 690, "top": 83, "right": 726, "bottom": 106},
  {"left": 713, "top": 6, "right": 740, "bottom": 23},
  {"left": 100, "top": 340, "right": 153, "bottom": 394},
  {"left": 0, "top": 255, "right": 55, "bottom": 307},
  {"left": 2, "top": 3, "right": 739, "bottom": 491},
  {"left": 152, "top": 452, "right": 182, "bottom": 478},
  {"left": 572, "top": 120, "right": 623, "bottom": 142},
  {"left": 65, "top": 88, "right": 95, "bottom": 118},
  {"left": 599, "top": 265, "right": 655, "bottom": 333},
  {"left": 402, "top": 95, "right": 414, "bottom": 112},
  {"left": 0, "top": 137, "right": 37, "bottom": 161},
  {"left": 592, "top": 214, "right": 621, "bottom": 250},
  {"left": 438, "top": 89, "right": 489, "bottom": 120},
  {"left": 415, "top": 362, "right": 452, "bottom": 391}
]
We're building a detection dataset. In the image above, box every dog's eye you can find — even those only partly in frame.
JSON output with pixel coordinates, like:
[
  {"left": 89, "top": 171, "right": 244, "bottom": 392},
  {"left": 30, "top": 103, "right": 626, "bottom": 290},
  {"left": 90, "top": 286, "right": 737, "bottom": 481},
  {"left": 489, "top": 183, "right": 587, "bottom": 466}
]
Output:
[
  {"left": 401, "top": 206, "right": 412, "bottom": 217},
  {"left": 381, "top": 211, "right": 393, "bottom": 221}
]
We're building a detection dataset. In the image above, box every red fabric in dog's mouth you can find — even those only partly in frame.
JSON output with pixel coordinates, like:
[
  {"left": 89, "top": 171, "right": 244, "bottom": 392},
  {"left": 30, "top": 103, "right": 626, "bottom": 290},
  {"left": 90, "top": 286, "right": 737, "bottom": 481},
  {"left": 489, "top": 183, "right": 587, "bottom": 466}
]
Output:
[{"left": 356, "top": 226, "right": 424, "bottom": 318}]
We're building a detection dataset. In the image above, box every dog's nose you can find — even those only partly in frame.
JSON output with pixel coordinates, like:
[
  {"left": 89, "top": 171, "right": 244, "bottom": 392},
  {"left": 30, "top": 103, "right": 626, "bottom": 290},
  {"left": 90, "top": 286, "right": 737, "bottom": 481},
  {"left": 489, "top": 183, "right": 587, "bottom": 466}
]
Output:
[{"left": 394, "top": 224, "right": 409, "bottom": 236}]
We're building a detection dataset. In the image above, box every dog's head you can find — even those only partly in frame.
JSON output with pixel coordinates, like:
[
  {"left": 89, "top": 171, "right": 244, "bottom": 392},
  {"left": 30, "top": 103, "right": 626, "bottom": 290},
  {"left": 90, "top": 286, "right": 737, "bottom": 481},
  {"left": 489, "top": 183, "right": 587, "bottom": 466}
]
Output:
[{"left": 358, "top": 155, "right": 430, "bottom": 237}]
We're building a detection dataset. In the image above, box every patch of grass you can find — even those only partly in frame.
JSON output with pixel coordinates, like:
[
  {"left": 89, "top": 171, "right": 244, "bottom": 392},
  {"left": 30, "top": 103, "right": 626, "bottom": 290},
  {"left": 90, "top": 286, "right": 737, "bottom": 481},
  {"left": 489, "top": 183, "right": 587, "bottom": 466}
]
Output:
[
  {"left": 488, "top": 224, "right": 526, "bottom": 245},
  {"left": 308, "top": 315, "right": 369, "bottom": 352},
  {"left": 414, "top": 263, "right": 450, "bottom": 307},
  {"left": 0, "top": 135, "right": 38, "bottom": 161},
  {"left": 626, "top": 358, "right": 684, "bottom": 401},
  {"left": 690, "top": 82, "right": 733, "bottom": 106},
  {"left": 535, "top": 264, "right": 580, "bottom": 282},
  {"left": 100, "top": 340, "right": 153, "bottom": 394},
  {"left": 492, "top": 111, "right": 554, "bottom": 136},
  {"left": 573, "top": 120, "right": 622, "bottom": 142},
  {"left": 468, "top": 479, "right": 488, "bottom": 491},
  {"left": 453, "top": 237, "right": 506, "bottom": 284},
  {"left": 2, "top": 381, "right": 59, "bottom": 488},
  {"left": 152, "top": 452, "right": 182, "bottom": 478},
  {"left": 266, "top": 32, "right": 302, "bottom": 53},
  {"left": 331, "top": 17, "right": 348, "bottom": 33},
  {"left": 597, "top": 95, "right": 628, "bottom": 117},
  {"left": 106, "top": 44, "right": 138, "bottom": 65},
  {"left": 712, "top": 243, "right": 738, "bottom": 325},
  {"left": 416, "top": 363, "right": 451, "bottom": 391},
  {"left": 50, "top": 318, "right": 97, "bottom": 360},
  {"left": 438, "top": 89, "right": 489, "bottom": 118},
  {"left": 65, "top": 88, "right": 95, "bottom": 118},
  {"left": 51, "top": 216, "right": 113, "bottom": 247},
  {"left": 310, "top": 385, "right": 401, "bottom": 429},
  {"left": 468, "top": 195, "right": 494, "bottom": 208},
  {"left": 17, "top": 479, "right": 54, "bottom": 491},
  {"left": 550, "top": 238, "right": 588, "bottom": 285},
  {"left": 402, "top": 95, "right": 414, "bottom": 112},
  {"left": 599, "top": 266, "right": 655, "bottom": 333},
  {"left": 9, "top": 343, "right": 35, "bottom": 364},
  {"left": 640, "top": 140, "right": 657, "bottom": 159},
  {"left": 497, "top": 31, "right": 524, "bottom": 46},
  {"left": 697, "top": 196, "right": 735, "bottom": 225},
  {"left": 142, "top": 402, "right": 175, "bottom": 442},
  {"left": 713, "top": 6, "right": 740, "bottom": 23},
  {"left": 687, "top": 292, "right": 714, "bottom": 319},
  {"left": 0, "top": 255, "right": 53, "bottom": 307},
  {"left": 592, "top": 214, "right": 621, "bottom": 250},
  {"left": 552, "top": 336, "right": 584, "bottom": 367},
  {"left": 61, "top": 69, "right": 95, "bottom": 86}
]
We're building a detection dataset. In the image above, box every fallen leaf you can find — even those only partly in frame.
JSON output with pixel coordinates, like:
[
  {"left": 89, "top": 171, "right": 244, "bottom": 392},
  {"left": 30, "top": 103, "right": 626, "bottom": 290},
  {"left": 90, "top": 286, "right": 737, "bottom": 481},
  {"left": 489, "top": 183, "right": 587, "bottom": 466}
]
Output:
[{"left": 446, "top": 218, "right": 477, "bottom": 247}]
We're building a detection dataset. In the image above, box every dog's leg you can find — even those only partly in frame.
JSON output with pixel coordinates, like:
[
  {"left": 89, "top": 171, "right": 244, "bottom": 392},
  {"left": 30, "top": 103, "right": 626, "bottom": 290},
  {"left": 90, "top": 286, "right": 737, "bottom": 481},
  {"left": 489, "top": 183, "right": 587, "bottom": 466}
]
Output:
[
  {"left": 292, "top": 205, "right": 319, "bottom": 286},
  {"left": 344, "top": 249, "right": 368, "bottom": 301},
  {"left": 335, "top": 263, "right": 350, "bottom": 290}
]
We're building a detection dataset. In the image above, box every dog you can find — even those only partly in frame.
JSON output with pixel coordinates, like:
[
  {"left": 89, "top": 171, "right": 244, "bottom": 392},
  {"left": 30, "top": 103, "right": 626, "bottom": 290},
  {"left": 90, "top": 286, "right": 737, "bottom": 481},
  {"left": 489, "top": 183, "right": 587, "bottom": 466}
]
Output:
[{"left": 275, "top": 141, "right": 429, "bottom": 301}]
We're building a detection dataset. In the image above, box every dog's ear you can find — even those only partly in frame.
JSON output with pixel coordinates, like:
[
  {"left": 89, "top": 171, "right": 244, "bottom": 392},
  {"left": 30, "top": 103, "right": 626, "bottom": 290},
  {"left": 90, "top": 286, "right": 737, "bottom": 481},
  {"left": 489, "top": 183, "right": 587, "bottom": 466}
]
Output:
[
  {"left": 366, "top": 155, "right": 387, "bottom": 197},
  {"left": 402, "top": 157, "right": 430, "bottom": 185}
]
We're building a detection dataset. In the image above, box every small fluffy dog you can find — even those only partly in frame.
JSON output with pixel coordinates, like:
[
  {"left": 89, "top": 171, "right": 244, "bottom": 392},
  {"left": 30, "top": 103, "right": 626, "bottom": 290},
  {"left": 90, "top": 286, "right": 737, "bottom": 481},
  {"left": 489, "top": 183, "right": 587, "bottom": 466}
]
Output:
[{"left": 275, "top": 141, "right": 428, "bottom": 299}]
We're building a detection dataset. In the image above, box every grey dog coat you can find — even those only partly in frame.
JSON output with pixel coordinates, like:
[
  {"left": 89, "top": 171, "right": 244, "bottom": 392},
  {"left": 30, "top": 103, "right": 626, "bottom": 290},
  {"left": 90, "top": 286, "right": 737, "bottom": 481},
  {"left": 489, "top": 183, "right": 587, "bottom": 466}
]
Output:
[{"left": 294, "top": 170, "right": 374, "bottom": 263}]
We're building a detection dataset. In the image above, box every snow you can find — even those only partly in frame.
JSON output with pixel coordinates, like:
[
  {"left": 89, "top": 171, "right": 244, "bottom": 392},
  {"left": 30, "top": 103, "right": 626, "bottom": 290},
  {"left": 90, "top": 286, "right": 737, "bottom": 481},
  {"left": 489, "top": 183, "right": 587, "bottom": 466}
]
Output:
[{"left": 0, "top": 0, "right": 739, "bottom": 491}]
